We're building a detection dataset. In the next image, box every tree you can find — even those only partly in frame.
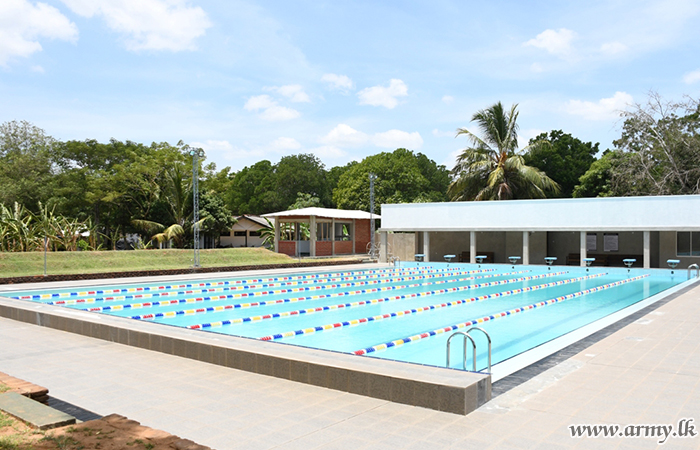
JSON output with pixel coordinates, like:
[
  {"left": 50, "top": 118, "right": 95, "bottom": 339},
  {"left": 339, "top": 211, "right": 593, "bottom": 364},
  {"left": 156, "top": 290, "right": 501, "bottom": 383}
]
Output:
[
  {"left": 273, "top": 154, "right": 331, "bottom": 210},
  {"left": 289, "top": 193, "right": 321, "bottom": 209},
  {"left": 572, "top": 150, "right": 620, "bottom": 198},
  {"left": 607, "top": 92, "right": 700, "bottom": 196},
  {"left": 0, "top": 121, "right": 56, "bottom": 211},
  {"left": 448, "top": 102, "right": 560, "bottom": 201},
  {"left": 523, "top": 130, "right": 598, "bottom": 197},
  {"left": 226, "top": 160, "right": 278, "bottom": 215},
  {"left": 333, "top": 148, "right": 449, "bottom": 214}
]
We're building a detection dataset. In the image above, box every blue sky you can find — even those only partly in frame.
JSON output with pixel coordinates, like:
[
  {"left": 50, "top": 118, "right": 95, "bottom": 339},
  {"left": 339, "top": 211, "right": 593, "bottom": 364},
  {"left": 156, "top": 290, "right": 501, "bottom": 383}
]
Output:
[{"left": 2, "top": 0, "right": 699, "bottom": 173}]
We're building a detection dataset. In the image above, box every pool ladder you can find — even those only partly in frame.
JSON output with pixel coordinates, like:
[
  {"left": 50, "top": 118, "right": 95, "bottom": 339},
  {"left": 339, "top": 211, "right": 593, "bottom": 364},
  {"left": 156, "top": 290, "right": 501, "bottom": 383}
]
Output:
[
  {"left": 688, "top": 264, "right": 700, "bottom": 280},
  {"left": 446, "top": 327, "right": 491, "bottom": 373}
]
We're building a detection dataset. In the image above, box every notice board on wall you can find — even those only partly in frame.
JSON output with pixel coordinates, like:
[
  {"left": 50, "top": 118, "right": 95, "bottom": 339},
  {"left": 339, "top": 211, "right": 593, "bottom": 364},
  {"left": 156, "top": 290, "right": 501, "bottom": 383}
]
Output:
[
  {"left": 603, "top": 233, "right": 618, "bottom": 252},
  {"left": 586, "top": 233, "right": 597, "bottom": 252}
]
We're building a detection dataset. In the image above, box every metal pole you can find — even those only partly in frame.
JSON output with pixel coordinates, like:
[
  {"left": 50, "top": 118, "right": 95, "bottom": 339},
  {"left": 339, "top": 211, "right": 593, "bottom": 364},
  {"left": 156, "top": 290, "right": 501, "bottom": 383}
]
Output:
[
  {"left": 43, "top": 235, "right": 48, "bottom": 276},
  {"left": 190, "top": 148, "right": 204, "bottom": 268},
  {"left": 369, "top": 173, "right": 377, "bottom": 258}
]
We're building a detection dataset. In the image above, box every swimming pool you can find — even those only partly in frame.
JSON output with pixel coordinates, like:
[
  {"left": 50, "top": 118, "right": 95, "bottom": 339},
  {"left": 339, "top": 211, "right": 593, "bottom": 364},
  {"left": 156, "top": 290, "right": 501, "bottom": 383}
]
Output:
[{"left": 5, "top": 263, "right": 689, "bottom": 379}]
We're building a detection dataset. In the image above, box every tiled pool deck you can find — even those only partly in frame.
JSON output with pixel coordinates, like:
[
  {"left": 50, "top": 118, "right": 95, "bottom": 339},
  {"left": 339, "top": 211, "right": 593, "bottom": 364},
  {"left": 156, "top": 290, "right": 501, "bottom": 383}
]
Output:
[{"left": 1, "top": 266, "right": 699, "bottom": 449}]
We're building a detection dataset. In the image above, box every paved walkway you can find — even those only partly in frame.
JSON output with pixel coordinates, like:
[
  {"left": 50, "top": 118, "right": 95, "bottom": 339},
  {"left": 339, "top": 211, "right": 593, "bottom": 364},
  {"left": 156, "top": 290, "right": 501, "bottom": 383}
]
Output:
[{"left": 2, "top": 281, "right": 699, "bottom": 449}]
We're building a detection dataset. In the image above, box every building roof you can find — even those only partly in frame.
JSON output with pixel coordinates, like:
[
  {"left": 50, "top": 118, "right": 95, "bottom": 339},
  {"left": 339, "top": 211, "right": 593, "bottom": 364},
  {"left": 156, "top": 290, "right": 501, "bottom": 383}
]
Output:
[
  {"left": 232, "top": 215, "right": 269, "bottom": 231},
  {"left": 263, "top": 207, "right": 380, "bottom": 221},
  {"left": 379, "top": 194, "right": 700, "bottom": 232}
]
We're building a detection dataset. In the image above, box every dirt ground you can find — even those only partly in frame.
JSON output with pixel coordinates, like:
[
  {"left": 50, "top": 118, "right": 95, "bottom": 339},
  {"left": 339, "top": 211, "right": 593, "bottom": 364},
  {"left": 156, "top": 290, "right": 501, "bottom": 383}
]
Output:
[{"left": 0, "top": 412, "right": 212, "bottom": 450}]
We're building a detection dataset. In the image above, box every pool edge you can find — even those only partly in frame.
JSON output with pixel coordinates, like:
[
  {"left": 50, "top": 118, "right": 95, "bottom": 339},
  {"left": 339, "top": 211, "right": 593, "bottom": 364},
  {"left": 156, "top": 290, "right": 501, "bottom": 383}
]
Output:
[{"left": 0, "top": 294, "right": 491, "bottom": 415}]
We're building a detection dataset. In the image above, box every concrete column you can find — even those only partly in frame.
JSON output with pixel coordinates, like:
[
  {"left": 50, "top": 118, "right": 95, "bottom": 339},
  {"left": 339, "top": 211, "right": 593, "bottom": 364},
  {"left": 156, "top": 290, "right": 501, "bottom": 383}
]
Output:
[
  {"left": 352, "top": 219, "right": 356, "bottom": 255},
  {"left": 379, "top": 231, "right": 388, "bottom": 263},
  {"left": 310, "top": 216, "right": 316, "bottom": 257},
  {"left": 644, "top": 231, "right": 650, "bottom": 268},
  {"left": 331, "top": 218, "right": 336, "bottom": 256},
  {"left": 423, "top": 231, "right": 430, "bottom": 262},
  {"left": 274, "top": 219, "right": 280, "bottom": 253},
  {"left": 470, "top": 231, "right": 476, "bottom": 263},
  {"left": 580, "top": 231, "right": 587, "bottom": 267},
  {"left": 523, "top": 231, "right": 530, "bottom": 265}
]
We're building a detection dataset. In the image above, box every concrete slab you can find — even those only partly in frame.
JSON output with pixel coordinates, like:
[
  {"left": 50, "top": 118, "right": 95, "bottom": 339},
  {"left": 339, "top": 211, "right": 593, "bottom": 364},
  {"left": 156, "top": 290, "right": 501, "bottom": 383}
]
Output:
[{"left": 0, "top": 391, "right": 76, "bottom": 429}]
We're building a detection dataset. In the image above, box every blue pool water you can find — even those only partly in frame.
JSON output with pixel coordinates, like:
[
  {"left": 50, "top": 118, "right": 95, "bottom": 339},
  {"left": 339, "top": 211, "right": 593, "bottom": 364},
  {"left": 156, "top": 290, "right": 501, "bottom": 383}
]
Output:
[{"left": 4, "top": 263, "right": 688, "bottom": 373}]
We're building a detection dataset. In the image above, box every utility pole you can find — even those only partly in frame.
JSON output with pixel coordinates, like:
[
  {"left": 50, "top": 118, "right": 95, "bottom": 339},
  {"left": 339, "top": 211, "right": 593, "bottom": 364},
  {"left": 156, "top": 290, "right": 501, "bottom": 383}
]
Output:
[
  {"left": 369, "top": 172, "right": 377, "bottom": 259},
  {"left": 190, "top": 148, "right": 205, "bottom": 268}
]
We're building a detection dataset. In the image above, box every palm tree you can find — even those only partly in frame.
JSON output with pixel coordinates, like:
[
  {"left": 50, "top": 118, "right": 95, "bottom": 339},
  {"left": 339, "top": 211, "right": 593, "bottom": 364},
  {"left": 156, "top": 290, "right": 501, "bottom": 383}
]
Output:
[{"left": 448, "top": 102, "right": 560, "bottom": 201}]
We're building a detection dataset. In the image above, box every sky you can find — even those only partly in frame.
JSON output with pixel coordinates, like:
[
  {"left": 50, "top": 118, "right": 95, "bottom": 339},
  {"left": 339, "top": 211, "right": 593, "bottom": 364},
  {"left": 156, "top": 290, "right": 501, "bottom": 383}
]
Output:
[{"left": 2, "top": 0, "right": 700, "bottom": 173}]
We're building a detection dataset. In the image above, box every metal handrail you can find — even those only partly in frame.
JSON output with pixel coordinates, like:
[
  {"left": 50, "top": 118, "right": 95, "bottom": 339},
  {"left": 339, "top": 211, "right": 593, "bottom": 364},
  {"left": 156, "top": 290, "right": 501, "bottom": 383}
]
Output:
[
  {"left": 391, "top": 256, "right": 401, "bottom": 268},
  {"left": 688, "top": 264, "right": 700, "bottom": 280},
  {"left": 465, "top": 327, "right": 492, "bottom": 373},
  {"left": 446, "top": 332, "right": 476, "bottom": 371}
]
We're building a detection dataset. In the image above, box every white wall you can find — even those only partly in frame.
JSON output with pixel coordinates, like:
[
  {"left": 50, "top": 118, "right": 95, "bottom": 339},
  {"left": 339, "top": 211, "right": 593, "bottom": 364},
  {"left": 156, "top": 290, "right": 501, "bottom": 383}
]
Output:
[{"left": 381, "top": 195, "right": 700, "bottom": 232}]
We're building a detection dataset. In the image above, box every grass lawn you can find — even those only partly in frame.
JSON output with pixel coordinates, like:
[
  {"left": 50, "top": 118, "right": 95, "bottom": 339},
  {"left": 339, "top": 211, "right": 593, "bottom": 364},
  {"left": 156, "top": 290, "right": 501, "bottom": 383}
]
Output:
[{"left": 0, "top": 247, "right": 352, "bottom": 278}]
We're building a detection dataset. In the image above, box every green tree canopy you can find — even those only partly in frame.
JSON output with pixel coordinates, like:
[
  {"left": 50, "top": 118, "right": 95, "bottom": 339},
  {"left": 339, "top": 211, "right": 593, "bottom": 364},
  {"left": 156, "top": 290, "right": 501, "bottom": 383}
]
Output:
[
  {"left": 0, "top": 120, "right": 56, "bottom": 211},
  {"left": 332, "top": 148, "right": 449, "bottom": 214},
  {"left": 609, "top": 92, "right": 700, "bottom": 196},
  {"left": 523, "top": 130, "right": 598, "bottom": 197},
  {"left": 226, "top": 160, "right": 278, "bottom": 215},
  {"left": 448, "top": 102, "right": 560, "bottom": 201}
]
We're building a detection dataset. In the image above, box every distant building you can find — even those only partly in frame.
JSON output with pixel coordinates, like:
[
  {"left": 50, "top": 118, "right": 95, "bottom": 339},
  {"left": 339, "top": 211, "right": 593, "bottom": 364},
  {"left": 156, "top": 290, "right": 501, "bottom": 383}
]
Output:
[
  {"left": 219, "top": 215, "right": 270, "bottom": 248},
  {"left": 263, "top": 207, "right": 379, "bottom": 257},
  {"left": 378, "top": 195, "right": 700, "bottom": 268}
]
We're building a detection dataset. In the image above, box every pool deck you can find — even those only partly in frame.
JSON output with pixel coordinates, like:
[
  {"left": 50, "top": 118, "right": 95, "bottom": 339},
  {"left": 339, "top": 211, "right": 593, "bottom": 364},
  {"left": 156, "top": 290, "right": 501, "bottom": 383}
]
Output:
[{"left": 1, "top": 269, "right": 699, "bottom": 449}]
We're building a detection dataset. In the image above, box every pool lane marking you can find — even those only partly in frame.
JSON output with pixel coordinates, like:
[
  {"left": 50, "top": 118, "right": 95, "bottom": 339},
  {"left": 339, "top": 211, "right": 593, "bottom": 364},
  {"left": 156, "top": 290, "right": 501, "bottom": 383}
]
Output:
[
  {"left": 183, "top": 270, "right": 542, "bottom": 327},
  {"left": 26, "top": 265, "right": 488, "bottom": 303},
  {"left": 55, "top": 267, "right": 496, "bottom": 307},
  {"left": 222, "top": 270, "right": 574, "bottom": 337},
  {"left": 13, "top": 265, "right": 427, "bottom": 300},
  {"left": 352, "top": 273, "right": 650, "bottom": 356},
  {"left": 257, "top": 272, "right": 605, "bottom": 342},
  {"left": 124, "top": 269, "right": 528, "bottom": 319}
]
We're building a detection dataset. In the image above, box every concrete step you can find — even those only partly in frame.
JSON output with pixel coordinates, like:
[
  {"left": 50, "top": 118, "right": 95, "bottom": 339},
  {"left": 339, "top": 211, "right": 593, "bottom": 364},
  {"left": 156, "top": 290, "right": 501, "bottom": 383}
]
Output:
[{"left": 0, "top": 391, "right": 76, "bottom": 430}]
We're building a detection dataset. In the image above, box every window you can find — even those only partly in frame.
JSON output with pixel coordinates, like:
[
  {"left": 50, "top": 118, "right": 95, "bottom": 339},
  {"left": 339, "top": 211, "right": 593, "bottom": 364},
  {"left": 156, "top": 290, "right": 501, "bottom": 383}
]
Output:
[
  {"left": 316, "top": 223, "right": 331, "bottom": 241},
  {"left": 249, "top": 231, "right": 261, "bottom": 237},
  {"left": 677, "top": 232, "right": 700, "bottom": 256},
  {"left": 220, "top": 230, "right": 231, "bottom": 237},
  {"left": 335, "top": 223, "right": 351, "bottom": 241},
  {"left": 234, "top": 231, "right": 246, "bottom": 237}
]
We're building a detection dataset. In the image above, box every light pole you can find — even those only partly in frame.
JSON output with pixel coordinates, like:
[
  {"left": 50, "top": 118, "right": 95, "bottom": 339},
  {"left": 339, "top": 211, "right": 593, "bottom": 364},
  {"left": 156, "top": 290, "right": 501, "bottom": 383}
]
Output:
[
  {"left": 190, "top": 148, "right": 205, "bottom": 268},
  {"left": 369, "top": 172, "right": 377, "bottom": 259}
]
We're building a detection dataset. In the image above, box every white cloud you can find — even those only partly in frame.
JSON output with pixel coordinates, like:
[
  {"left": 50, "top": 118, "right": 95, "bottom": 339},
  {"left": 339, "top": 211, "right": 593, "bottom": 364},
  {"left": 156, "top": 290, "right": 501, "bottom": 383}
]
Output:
[
  {"left": 319, "top": 124, "right": 422, "bottom": 150},
  {"left": 600, "top": 41, "right": 627, "bottom": 55},
  {"left": 60, "top": 0, "right": 211, "bottom": 51},
  {"left": 321, "top": 73, "right": 354, "bottom": 93},
  {"left": 566, "top": 91, "right": 633, "bottom": 121},
  {"left": 442, "top": 95, "right": 454, "bottom": 104},
  {"left": 518, "top": 128, "right": 547, "bottom": 149},
  {"left": 0, "top": 0, "right": 78, "bottom": 66},
  {"left": 683, "top": 69, "right": 700, "bottom": 84},
  {"left": 259, "top": 106, "right": 300, "bottom": 121},
  {"left": 265, "top": 84, "right": 310, "bottom": 103},
  {"left": 372, "top": 130, "right": 423, "bottom": 149},
  {"left": 308, "top": 145, "right": 347, "bottom": 159},
  {"left": 270, "top": 137, "right": 301, "bottom": 151},
  {"left": 189, "top": 139, "right": 234, "bottom": 152},
  {"left": 319, "top": 124, "right": 368, "bottom": 147},
  {"left": 244, "top": 95, "right": 276, "bottom": 111},
  {"left": 432, "top": 129, "right": 454, "bottom": 138},
  {"left": 244, "top": 95, "right": 300, "bottom": 121},
  {"left": 357, "top": 79, "right": 408, "bottom": 109},
  {"left": 524, "top": 28, "right": 576, "bottom": 58}
]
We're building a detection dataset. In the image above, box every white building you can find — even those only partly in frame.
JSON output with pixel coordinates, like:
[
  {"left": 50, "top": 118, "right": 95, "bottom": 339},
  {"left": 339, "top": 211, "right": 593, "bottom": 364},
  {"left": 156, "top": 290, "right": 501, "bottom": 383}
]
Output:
[
  {"left": 219, "top": 215, "right": 270, "bottom": 248},
  {"left": 378, "top": 195, "right": 700, "bottom": 268}
]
